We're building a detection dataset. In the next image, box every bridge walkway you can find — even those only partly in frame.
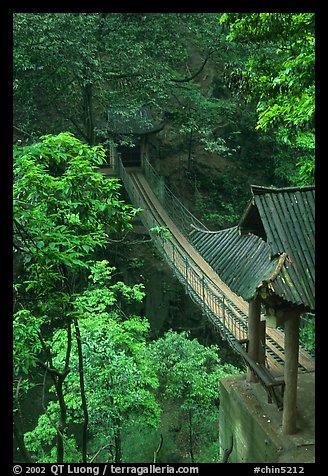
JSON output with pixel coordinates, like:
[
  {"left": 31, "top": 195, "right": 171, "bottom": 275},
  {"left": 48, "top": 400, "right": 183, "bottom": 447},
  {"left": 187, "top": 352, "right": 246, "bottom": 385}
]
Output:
[{"left": 117, "top": 164, "right": 314, "bottom": 376}]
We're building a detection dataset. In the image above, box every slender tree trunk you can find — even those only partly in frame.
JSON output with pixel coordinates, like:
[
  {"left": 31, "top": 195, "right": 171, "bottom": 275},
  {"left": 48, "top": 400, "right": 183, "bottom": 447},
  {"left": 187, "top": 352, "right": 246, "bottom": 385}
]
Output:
[
  {"left": 114, "top": 421, "right": 122, "bottom": 463},
  {"left": 37, "top": 327, "right": 80, "bottom": 463},
  {"left": 74, "top": 319, "right": 89, "bottom": 463},
  {"left": 55, "top": 376, "right": 67, "bottom": 463},
  {"left": 83, "top": 83, "right": 95, "bottom": 145},
  {"left": 13, "top": 423, "right": 34, "bottom": 463},
  {"left": 153, "top": 434, "right": 163, "bottom": 463},
  {"left": 188, "top": 409, "right": 195, "bottom": 463},
  {"left": 56, "top": 322, "right": 72, "bottom": 463}
]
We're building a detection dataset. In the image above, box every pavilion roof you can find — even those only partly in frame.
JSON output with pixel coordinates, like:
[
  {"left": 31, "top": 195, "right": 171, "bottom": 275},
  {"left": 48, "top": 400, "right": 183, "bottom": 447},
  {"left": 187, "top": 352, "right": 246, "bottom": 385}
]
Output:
[
  {"left": 190, "top": 185, "right": 315, "bottom": 311},
  {"left": 107, "top": 104, "right": 163, "bottom": 135}
]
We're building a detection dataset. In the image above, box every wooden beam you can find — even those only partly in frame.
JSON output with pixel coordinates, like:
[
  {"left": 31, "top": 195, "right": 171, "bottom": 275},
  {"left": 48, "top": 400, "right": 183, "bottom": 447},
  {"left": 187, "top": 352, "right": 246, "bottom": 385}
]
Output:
[
  {"left": 259, "top": 319, "right": 266, "bottom": 365},
  {"left": 282, "top": 310, "right": 300, "bottom": 434}
]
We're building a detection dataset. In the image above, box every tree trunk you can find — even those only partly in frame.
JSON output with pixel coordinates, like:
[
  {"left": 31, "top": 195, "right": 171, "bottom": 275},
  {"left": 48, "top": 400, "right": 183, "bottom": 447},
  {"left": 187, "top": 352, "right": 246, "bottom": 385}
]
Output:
[
  {"left": 114, "top": 423, "right": 122, "bottom": 463},
  {"left": 188, "top": 409, "right": 195, "bottom": 463},
  {"left": 13, "top": 423, "right": 34, "bottom": 463},
  {"left": 56, "top": 322, "right": 72, "bottom": 463},
  {"left": 153, "top": 434, "right": 163, "bottom": 463},
  {"left": 74, "top": 319, "right": 89, "bottom": 463},
  {"left": 83, "top": 83, "right": 95, "bottom": 145}
]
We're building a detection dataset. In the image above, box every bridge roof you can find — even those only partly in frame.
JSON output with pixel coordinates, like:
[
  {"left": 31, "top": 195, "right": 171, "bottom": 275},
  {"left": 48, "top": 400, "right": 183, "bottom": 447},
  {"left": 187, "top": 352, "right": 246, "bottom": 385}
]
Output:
[
  {"left": 107, "top": 105, "right": 163, "bottom": 135},
  {"left": 190, "top": 185, "right": 315, "bottom": 312}
]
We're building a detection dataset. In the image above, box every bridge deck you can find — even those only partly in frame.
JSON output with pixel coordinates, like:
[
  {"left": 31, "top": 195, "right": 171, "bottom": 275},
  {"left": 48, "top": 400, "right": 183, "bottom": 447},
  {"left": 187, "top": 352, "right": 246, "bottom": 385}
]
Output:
[{"left": 122, "top": 167, "right": 314, "bottom": 375}]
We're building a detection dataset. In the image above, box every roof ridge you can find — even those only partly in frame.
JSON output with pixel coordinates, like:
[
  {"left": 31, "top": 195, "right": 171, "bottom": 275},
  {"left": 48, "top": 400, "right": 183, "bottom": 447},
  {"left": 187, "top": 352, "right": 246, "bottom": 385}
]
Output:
[
  {"left": 251, "top": 184, "right": 315, "bottom": 195},
  {"left": 190, "top": 224, "right": 238, "bottom": 235}
]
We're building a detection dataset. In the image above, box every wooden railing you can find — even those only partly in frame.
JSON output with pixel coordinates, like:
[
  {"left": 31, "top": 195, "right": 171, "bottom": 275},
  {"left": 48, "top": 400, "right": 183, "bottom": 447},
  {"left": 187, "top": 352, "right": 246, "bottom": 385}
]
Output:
[
  {"left": 119, "top": 158, "right": 248, "bottom": 348},
  {"left": 143, "top": 156, "right": 208, "bottom": 239}
]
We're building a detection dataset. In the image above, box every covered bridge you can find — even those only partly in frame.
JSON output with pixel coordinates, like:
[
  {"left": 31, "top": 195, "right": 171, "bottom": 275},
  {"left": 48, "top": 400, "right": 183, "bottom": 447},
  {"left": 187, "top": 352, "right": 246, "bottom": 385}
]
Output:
[
  {"left": 190, "top": 184, "right": 315, "bottom": 434},
  {"left": 105, "top": 104, "right": 163, "bottom": 169}
]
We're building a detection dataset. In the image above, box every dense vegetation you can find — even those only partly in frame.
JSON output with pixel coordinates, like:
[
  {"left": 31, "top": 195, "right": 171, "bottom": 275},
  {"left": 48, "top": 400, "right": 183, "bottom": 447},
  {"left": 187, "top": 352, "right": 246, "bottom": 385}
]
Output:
[
  {"left": 13, "top": 13, "right": 315, "bottom": 463},
  {"left": 13, "top": 134, "right": 240, "bottom": 463},
  {"left": 14, "top": 13, "right": 314, "bottom": 186},
  {"left": 220, "top": 13, "right": 315, "bottom": 186}
]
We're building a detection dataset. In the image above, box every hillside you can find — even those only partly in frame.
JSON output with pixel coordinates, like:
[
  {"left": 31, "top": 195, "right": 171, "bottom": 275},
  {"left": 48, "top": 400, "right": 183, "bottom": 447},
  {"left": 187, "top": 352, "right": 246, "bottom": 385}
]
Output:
[{"left": 148, "top": 108, "right": 279, "bottom": 231}]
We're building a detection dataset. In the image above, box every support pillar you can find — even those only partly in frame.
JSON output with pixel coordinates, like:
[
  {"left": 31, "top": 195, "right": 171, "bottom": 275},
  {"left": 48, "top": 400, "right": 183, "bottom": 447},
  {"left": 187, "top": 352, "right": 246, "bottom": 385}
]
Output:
[
  {"left": 259, "top": 319, "right": 266, "bottom": 365},
  {"left": 110, "top": 146, "right": 118, "bottom": 174},
  {"left": 247, "top": 294, "right": 261, "bottom": 383},
  {"left": 282, "top": 310, "right": 300, "bottom": 434}
]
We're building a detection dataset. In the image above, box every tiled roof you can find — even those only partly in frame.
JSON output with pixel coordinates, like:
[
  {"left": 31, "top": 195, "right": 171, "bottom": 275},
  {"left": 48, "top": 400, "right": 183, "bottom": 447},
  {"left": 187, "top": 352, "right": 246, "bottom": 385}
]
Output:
[
  {"left": 190, "top": 185, "right": 315, "bottom": 311},
  {"left": 190, "top": 226, "right": 277, "bottom": 302},
  {"left": 107, "top": 105, "right": 162, "bottom": 135}
]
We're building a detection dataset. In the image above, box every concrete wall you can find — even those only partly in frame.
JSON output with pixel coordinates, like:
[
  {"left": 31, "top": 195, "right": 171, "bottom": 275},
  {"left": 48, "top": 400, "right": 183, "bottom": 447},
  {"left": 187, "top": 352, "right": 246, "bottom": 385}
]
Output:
[
  {"left": 219, "top": 373, "right": 315, "bottom": 463},
  {"left": 219, "top": 375, "right": 284, "bottom": 463}
]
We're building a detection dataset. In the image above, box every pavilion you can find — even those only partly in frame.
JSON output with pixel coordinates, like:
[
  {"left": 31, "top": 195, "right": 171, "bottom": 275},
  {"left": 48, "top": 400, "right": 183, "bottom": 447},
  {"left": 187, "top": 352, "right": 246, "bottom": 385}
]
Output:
[{"left": 190, "top": 184, "right": 315, "bottom": 434}]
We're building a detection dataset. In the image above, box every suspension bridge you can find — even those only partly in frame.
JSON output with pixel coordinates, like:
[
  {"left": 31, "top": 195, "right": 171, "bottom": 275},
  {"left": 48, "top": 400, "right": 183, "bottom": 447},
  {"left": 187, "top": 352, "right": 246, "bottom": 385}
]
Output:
[{"left": 114, "top": 158, "right": 314, "bottom": 381}]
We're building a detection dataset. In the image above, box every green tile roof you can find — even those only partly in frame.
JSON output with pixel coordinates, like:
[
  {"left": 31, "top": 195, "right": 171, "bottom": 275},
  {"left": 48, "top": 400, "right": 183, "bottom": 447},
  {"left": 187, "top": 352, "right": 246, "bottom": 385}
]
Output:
[{"left": 190, "top": 185, "right": 315, "bottom": 311}]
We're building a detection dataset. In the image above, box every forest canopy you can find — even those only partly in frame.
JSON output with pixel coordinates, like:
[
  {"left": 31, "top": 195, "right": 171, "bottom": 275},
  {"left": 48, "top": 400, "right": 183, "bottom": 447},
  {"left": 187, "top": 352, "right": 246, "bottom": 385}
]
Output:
[
  {"left": 13, "top": 132, "right": 241, "bottom": 463},
  {"left": 13, "top": 13, "right": 315, "bottom": 464},
  {"left": 13, "top": 12, "right": 315, "bottom": 185},
  {"left": 220, "top": 13, "right": 315, "bottom": 184}
]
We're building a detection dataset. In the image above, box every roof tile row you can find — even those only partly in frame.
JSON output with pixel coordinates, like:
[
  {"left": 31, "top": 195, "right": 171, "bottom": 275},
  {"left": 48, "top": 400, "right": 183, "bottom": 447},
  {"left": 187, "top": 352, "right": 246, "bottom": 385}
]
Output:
[{"left": 190, "top": 185, "right": 315, "bottom": 311}]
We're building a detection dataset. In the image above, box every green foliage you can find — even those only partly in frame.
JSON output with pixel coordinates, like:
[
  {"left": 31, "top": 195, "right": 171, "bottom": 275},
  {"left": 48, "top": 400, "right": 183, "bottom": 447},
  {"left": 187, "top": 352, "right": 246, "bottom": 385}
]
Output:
[
  {"left": 176, "top": 88, "right": 237, "bottom": 158},
  {"left": 148, "top": 330, "right": 240, "bottom": 411},
  {"left": 150, "top": 226, "right": 172, "bottom": 240},
  {"left": 14, "top": 13, "right": 315, "bottom": 187},
  {"left": 299, "top": 316, "right": 315, "bottom": 355},
  {"left": 220, "top": 13, "right": 315, "bottom": 185},
  {"left": 24, "top": 402, "right": 82, "bottom": 463},
  {"left": 14, "top": 14, "right": 316, "bottom": 463},
  {"left": 13, "top": 12, "right": 245, "bottom": 168},
  {"left": 73, "top": 260, "right": 146, "bottom": 320},
  {"left": 13, "top": 310, "right": 43, "bottom": 375},
  {"left": 194, "top": 171, "right": 250, "bottom": 229},
  {"left": 13, "top": 133, "right": 141, "bottom": 463},
  {"left": 13, "top": 13, "right": 222, "bottom": 146},
  {"left": 23, "top": 260, "right": 160, "bottom": 463},
  {"left": 120, "top": 401, "right": 221, "bottom": 463},
  {"left": 14, "top": 132, "right": 136, "bottom": 301},
  {"left": 147, "top": 330, "right": 240, "bottom": 463},
  {"left": 80, "top": 315, "right": 160, "bottom": 427},
  {"left": 128, "top": 257, "right": 145, "bottom": 270}
]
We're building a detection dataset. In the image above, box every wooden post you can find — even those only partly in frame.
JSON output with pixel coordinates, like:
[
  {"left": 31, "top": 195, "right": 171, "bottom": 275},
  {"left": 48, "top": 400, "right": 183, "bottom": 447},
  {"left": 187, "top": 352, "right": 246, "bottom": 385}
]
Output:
[
  {"left": 222, "top": 297, "right": 225, "bottom": 328},
  {"left": 258, "top": 319, "right": 266, "bottom": 365},
  {"left": 185, "top": 257, "right": 189, "bottom": 293},
  {"left": 282, "top": 310, "right": 300, "bottom": 434},
  {"left": 110, "top": 146, "right": 118, "bottom": 173},
  {"left": 247, "top": 294, "right": 261, "bottom": 383}
]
